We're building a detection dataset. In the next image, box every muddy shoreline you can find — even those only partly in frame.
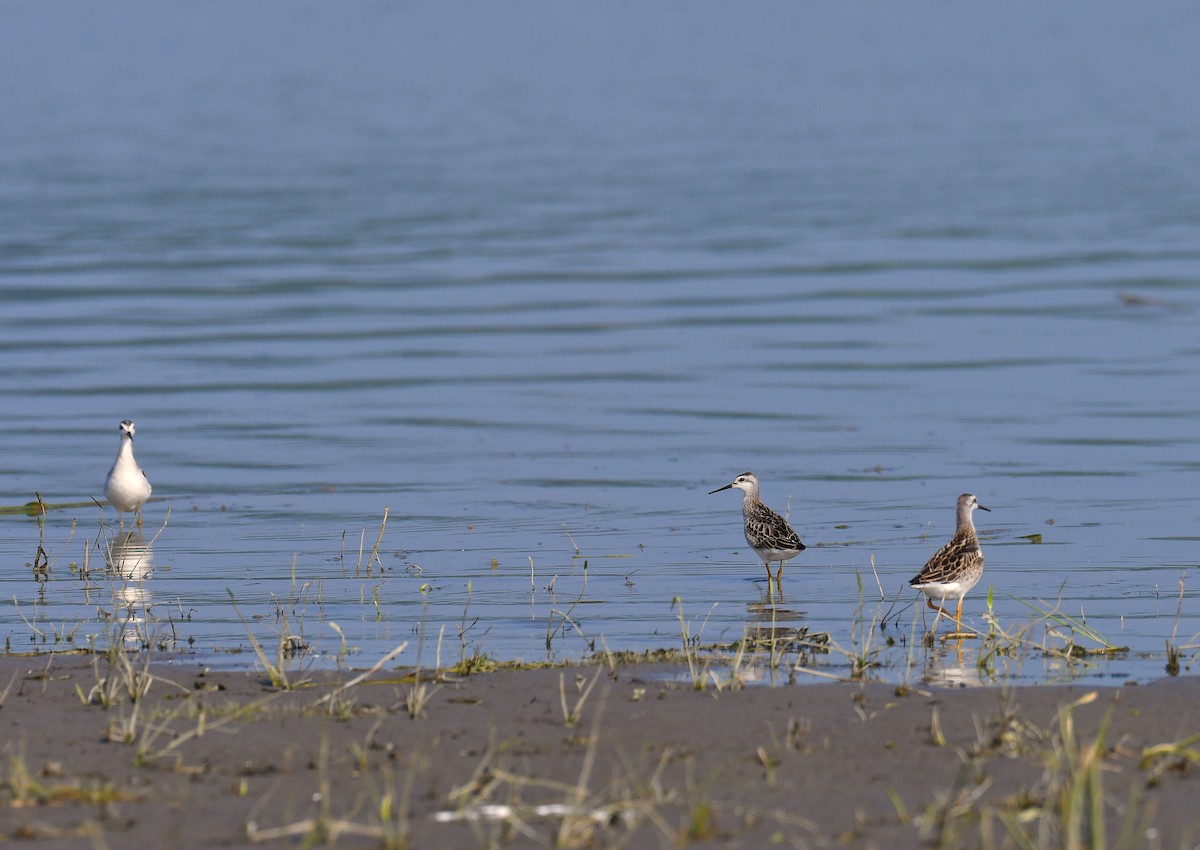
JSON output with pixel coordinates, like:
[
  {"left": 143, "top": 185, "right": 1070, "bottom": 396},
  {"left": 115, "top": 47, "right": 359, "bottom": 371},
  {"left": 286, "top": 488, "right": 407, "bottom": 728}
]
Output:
[{"left": 1, "top": 654, "right": 1198, "bottom": 848}]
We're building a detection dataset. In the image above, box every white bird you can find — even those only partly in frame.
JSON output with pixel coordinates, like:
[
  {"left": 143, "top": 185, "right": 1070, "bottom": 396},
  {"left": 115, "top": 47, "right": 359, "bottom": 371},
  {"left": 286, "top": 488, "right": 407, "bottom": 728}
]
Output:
[{"left": 104, "top": 420, "right": 152, "bottom": 529}]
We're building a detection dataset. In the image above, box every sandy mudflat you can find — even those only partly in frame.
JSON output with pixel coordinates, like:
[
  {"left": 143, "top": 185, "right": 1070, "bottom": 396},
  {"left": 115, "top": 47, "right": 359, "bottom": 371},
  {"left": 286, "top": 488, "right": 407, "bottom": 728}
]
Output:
[{"left": 0, "top": 654, "right": 1198, "bottom": 849}]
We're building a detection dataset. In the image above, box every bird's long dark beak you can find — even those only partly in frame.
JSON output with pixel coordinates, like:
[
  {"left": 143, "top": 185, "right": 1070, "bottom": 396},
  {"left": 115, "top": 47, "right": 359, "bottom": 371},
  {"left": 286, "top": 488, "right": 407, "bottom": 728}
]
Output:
[
  {"left": 978, "top": 504, "right": 991, "bottom": 512},
  {"left": 708, "top": 484, "right": 732, "bottom": 495}
]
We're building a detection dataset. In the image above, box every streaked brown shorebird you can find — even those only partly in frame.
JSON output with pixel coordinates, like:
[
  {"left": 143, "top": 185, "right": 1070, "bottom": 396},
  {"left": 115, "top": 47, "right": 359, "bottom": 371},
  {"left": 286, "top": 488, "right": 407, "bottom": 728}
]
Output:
[
  {"left": 909, "top": 493, "right": 989, "bottom": 638},
  {"left": 709, "top": 471, "right": 805, "bottom": 597}
]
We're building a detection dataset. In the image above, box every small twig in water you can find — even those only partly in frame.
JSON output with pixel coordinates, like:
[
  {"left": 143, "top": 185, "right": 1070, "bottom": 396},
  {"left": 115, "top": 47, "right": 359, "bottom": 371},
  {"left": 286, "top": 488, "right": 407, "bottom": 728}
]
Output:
[
  {"left": 364, "top": 507, "right": 389, "bottom": 577},
  {"left": 869, "top": 553, "right": 885, "bottom": 602},
  {"left": 563, "top": 525, "right": 580, "bottom": 557}
]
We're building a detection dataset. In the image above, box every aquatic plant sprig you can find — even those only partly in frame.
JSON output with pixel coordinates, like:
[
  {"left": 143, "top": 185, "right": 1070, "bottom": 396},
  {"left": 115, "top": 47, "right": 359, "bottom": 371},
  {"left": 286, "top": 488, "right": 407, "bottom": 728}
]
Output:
[
  {"left": 1164, "top": 574, "right": 1191, "bottom": 676},
  {"left": 545, "top": 560, "right": 593, "bottom": 655},
  {"left": 563, "top": 524, "right": 581, "bottom": 558},
  {"left": 359, "top": 507, "right": 389, "bottom": 577},
  {"left": 795, "top": 572, "right": 883, "bottom": 682},
  {"left": 975, "top": 586, "right": 1039, "bottom": 681},
  {"left": 29, "top": 493, "right": 53, "bottom": 579},
  {"left": 143, "top": 505, "right": 172, "bottom": 548},
  {"left": 672, "top": 597, "right": 719, "bottom": 689},
  {"left": 1011, "top": 592, "right": 1129, "bottom": 656},
  {"left": 228, "top": 590, "right": 312, "bottom": 690}
]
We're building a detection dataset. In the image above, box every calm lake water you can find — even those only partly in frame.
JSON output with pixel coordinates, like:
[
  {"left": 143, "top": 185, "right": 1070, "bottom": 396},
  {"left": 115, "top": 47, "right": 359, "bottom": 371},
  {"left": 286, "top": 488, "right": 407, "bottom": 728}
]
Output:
[{"left": 2, "top": 4, "right": 1199, "bottom": 686}]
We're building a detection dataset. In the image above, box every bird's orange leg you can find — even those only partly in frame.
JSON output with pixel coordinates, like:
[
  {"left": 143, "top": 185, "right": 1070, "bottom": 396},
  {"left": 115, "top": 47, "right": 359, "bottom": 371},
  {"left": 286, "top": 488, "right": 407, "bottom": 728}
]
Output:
[
  {"left": 945, "top": 598, "right": 976, "bottom": 640},
  {"left": 775, "top": 563, "right": 784, "bottom": 599}
]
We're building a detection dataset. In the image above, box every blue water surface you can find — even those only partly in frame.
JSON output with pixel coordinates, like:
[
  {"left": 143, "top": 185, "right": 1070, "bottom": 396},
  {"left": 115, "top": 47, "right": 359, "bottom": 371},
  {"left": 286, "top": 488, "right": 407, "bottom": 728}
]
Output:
[{"left": 2, "top": 4, "right": 1198, "bottom": 685}]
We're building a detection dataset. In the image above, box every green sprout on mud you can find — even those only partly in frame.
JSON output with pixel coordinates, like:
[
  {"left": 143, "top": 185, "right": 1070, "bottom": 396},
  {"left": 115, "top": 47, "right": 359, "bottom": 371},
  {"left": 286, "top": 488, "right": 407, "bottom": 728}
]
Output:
[
  {"left": 559, "top": 668, "right": 604, "bottom": 727},
  {"left": 1141, "top": 731, "right": 1200, "bottom": 786},
  {"left": 2, "top": 748, "right": 136, "bottom": 809}
]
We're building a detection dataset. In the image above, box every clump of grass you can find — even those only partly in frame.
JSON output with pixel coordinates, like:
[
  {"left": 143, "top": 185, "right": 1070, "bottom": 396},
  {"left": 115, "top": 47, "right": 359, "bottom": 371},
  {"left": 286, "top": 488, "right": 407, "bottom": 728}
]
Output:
[
  {"left": 795, "top": 572, "right": 882, "bottom": 682},
  {"left": 920, "top": 691, "right": 1155, "bottom": 850},
  {"left": 246, "top": 734, "right": 391, "bottom": 846},
  {"left": 970, "top": 689, "right": 1045, "bottom": 760},
  {"left": 11, "top": 597, "right": 85, "bottom": 648},
  {"left": 1012, "top": 590, "right": 1129, "bottom": 658},
  {"left": 973, "top": 587, "right": 1040, "bottom": 682},
  {"left": 846, "top": 572, "right": 884, "bottom": 678},
  {"left": 229, "top": 591, "right": 311, "bottom": 690},
  {"left": 929, "top": 706, "right": 947, "bottom": 747},
  {"left": 267, "top": 725, "right": 422, "bottom": 845},
  {"left": 672, "top": 598, "right": 721, "bottom": 690},
  {"left": 994, "top": 692, "right": 1118, "bottom": 850},
  {"left": 1164, "top": 575, "right": 1188, "bottom": 676},
  {"left": 357, "top": 507, "right": 389, "bottom": 578},
  {"left": 133, "top": 693, "right": 278, "bottom": 767},
  {"left": 403, "top": 676, "right": 437, "bottom": 721},
  {"left": 455, "top": 581, "right": 490, "bottom": 669},
  {"left": 29, "top": 493, "right": 55, "bottom": 581},
  {"left": 434, "top": 693, "right": 687, "bottom": 848},
  {"left": 2, "top": 747, "right": 139, "bottom": 808},
  {"left": 75, "top": 587, "right": 188, "bottom": 736},
  {"left": 1165, "top": 639, "right": 1182, "bottom": 676},
  {"left": 397, "top": 622, "right": 439, "bottom": 720},
  {"left": 427, "top": 701, "right": 823, "bottom": 847},
  {"left": 1141, "top": 731, "right": 1200, "bottom": 786},
  {"left": 449, "top": 648, "right": 498, "bottom": 677},
  {"left": 916, "top": 753, "right": 994, "bottom": 849},
  {"left": 559, "top": 668, "right": 603, "bottom": 727},
  {"left": 546, "top": 562, "right": 595, "bottom": 656},
  {"left": 310, "top": 641, "right": 409, "bottom": 717}
]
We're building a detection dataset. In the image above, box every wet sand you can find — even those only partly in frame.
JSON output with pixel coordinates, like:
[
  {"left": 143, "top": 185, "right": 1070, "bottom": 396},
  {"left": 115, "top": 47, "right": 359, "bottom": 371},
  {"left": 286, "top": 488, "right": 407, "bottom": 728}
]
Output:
[{"left": 1, "top": 654, "right": 1198, "bottom": 849}]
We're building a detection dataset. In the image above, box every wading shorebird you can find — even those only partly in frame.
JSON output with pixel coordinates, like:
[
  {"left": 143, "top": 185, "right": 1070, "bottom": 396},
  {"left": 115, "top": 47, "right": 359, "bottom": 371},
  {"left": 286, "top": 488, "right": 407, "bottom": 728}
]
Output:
[
  {"left": 709, "top": 472, "right": 805, "bottom": 597},
  {"left": 104, "top": 420, "right": 152, "bottom": 529},
  {"left": 909, "top": 493, "right": 989, "bottom": 638}
]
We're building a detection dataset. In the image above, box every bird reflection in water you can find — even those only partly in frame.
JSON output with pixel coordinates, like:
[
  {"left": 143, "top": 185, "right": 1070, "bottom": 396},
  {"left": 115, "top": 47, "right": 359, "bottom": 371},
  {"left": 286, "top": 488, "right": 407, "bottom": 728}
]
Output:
[
  {"left": 104, "top": 530, "right": 156, "bottom": 647},
  {"left": 922, "top": 640, "right": 985, "bottom": 688}
]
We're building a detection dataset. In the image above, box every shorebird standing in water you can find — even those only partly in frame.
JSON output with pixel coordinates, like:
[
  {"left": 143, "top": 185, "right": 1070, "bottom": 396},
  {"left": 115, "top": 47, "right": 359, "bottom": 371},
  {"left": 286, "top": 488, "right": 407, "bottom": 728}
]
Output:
[
  {"left": 709, "top": 472, "right": 805, "bottom": 598},
  {"left": 909, "top": 493, "right": 989, "bottom": 638},
  {"left": 104, "top": 420, "right": 152, "bottom": 529}
]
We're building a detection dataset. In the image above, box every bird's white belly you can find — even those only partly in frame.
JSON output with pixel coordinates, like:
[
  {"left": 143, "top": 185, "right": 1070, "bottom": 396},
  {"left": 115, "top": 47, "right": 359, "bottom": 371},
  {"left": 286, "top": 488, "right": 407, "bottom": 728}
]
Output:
[
  {"left": 753, "top": 546, "right": 801, "bottom": 564},
  {"left": 105, "top": 470, "right": 151, "bottom": 512},
  {"left": 913, "top": 579, "right": 972, "bottom": 601}
]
